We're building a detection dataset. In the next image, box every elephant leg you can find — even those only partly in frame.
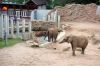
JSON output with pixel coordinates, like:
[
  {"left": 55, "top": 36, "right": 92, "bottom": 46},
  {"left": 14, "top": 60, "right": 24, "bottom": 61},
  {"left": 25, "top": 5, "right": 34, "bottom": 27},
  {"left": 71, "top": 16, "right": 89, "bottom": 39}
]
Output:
[
  {"left": 81, "top": 48, "right": 85, "bottom": 54},
  {"left": 71, "top": 44, "right": 76, "bottom": 56},
  {"left": 53, "top": 34, "right": 57, "bottom": 43},
  {"left": 48, "top": 35, "right": 50, "bottom": 42},
  {"left": 49, "top": 36, "right": 52, "bottom": 42},
  {"left": 52, "top": 36, "right": 53, "bottom": 42},
  {"left": 54, "top": 37, "right": 57, "bottom": 43},
  {"left": 72, "top": 48, "right": 76, "bottom": 56}
]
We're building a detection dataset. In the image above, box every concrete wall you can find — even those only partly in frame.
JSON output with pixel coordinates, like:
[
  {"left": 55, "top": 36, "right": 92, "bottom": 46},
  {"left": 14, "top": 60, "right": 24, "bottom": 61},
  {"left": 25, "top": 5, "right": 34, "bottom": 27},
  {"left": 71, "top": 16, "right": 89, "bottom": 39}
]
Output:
[
  {"left": 31, "top": 10, "right": 51, "bottom": 21},
  {"left": 96, "top": 5, "right": 100, "bottom": 15}
]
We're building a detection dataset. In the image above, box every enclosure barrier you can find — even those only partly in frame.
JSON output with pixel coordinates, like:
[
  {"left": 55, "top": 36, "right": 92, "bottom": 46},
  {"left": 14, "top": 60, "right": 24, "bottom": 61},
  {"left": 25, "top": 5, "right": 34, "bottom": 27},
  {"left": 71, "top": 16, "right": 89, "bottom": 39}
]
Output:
[{"left": 0, "top": 9, "right": 60, "bottom": 40}]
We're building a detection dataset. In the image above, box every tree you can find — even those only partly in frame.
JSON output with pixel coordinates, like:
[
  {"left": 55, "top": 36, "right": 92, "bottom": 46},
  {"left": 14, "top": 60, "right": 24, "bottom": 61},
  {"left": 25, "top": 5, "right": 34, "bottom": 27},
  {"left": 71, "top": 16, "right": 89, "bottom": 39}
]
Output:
[
  {"left": 75, "top": 0, "right": 97, "bottom": 4},
  {"left": 47, "top": 0, "right": 98, "bottom": 9},
  {"left": 46, "top": 0, "right": 53, "bottom": 9},
  {"left": 16, "top": 0, "right": 27, "bottom": 4}
]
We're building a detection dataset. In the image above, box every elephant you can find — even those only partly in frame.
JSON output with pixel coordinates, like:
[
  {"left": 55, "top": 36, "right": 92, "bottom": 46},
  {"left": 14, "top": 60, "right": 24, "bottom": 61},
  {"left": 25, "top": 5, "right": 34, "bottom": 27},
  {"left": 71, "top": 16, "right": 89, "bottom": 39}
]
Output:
[
  {"left": 39, "top": 26, "right": 48, "bottom": 31},
  {"left": 48, "top": 27, "right": 59, "bottom": 43},
  {"left": 35, "top": 31, "right": 48, "bottom": 40},
  {"left": 32, "top": 26, "right": 48, "bottom": 31},
  {"left": 60, "top": 35, "right": 88, "bottom": 56}
]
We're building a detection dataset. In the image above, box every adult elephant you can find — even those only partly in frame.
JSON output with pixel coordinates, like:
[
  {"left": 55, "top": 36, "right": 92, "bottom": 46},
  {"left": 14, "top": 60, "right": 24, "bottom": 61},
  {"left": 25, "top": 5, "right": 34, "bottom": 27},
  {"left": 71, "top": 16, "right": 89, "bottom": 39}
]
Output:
[
  {"left": 48, "top": 27, "right": 59, "bottom": 43},
  {"left": 60, "top": 35, "right": 88, "bottom": 56}
]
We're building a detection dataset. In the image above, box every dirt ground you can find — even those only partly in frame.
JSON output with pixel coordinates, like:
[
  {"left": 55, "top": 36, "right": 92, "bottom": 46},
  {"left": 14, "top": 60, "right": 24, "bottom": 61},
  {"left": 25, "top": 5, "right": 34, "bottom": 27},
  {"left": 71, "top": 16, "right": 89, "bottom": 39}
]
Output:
[{"left": 0, "top": 22, "right": 100, "bottom": 66}]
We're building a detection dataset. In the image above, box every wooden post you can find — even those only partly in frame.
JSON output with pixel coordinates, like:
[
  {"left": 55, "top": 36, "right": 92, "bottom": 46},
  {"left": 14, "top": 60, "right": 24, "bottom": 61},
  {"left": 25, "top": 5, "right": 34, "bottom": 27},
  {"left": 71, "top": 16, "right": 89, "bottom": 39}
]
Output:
[
  {"left": 4, "top": 14, "right": 8, "bottom": 38},
  {"left": 28, "top": 21, "right": 32, "bottom": 39},
  {"left": 7, "top": 15, "right": 9, "bottom": 37},
  {"left": 22, "top": 19, "right": 25, "bottom": 40},
  {"left": 16, "top": 19, "right": 20, "bottom": 38},
  {"left": 57, "top": 15, "right": 60, "bottom": 29},
  {"left": 50, "top": 12, "right": 54, "bottom": 21},
  {"left": 54, "top": 10, "right": 58, "bottom": 27},
  {"left": 48, "top": 15, "right": 50, "bottom": 21},
  {"left": 0, "top": 14, "right": 3, "bottom": 38},
  {"left": 22, "top": 19, "right": 25, "bottom": 33},
  {"left": 3, "top": 13, "right": 8, "bottom": 46},
  {"left": 10, "top": 19, "right": 14, "bottom": 38},
  {"left": 0, "top": 14, "right": 1, "bottom": 38},
  {"left": 29, "top": 21, "right": 31, "bottom": 33}
]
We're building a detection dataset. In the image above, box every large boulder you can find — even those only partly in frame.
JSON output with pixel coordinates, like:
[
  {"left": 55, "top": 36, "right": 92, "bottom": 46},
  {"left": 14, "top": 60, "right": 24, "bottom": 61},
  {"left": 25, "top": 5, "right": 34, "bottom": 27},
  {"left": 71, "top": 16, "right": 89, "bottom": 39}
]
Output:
[{"left": 56, "top": 31, "right": 66, "bottom": 42}]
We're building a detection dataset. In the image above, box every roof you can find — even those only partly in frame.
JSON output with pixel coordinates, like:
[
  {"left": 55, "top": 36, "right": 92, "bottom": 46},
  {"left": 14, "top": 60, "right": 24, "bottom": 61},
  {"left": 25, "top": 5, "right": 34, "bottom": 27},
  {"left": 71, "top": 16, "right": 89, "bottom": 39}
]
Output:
[
  {"left": 0, "top": 0, "right": 47, "bottom": 10},
  {"left": 0, "top": 3, "right": 37, "bottom": 10},
  {"left": 26, "top": 0, "right": 47, "bottom": 6}
]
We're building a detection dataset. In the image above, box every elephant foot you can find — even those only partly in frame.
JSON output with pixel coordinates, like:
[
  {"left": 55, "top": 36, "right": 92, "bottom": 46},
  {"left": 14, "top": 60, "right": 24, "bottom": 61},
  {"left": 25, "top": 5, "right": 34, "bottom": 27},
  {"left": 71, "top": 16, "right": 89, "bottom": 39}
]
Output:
[
  {"left": 72, "top": 52, "right": 76, "bottom": 56},
  {"left": 53, "top": 41, "right": 56, "bottom": 43},
  {"left": 53, "top": 40, "right": 57, "bottom": 43},
  {"left": 81, "top": 48, "right": 85, "bottom": 54},
  {"left": 53, "top": 48, "right": 56, "bottom": 50},
  {"left": 48, "top": 40, "right": 50, "bottom": 42},
  {"left": 72, "top": 54, "right": 76, "bottom": 56},
  {"left": 81, "top": 52, "right": 84, "bottom": 54}
]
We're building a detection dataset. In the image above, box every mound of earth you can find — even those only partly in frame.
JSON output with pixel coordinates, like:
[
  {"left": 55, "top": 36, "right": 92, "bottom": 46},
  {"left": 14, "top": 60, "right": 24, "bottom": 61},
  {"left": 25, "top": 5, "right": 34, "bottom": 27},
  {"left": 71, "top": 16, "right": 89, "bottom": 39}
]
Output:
[{"left": 55, "top": 3, "right": 100, "bottom": 22}]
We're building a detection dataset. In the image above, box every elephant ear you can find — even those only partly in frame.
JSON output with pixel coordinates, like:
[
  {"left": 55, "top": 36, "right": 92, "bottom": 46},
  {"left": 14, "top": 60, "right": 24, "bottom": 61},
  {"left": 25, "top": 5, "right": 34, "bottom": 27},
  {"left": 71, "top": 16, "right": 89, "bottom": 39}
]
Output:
[{"left": 67, "top": 36, "right": 73, "bottom": 43}]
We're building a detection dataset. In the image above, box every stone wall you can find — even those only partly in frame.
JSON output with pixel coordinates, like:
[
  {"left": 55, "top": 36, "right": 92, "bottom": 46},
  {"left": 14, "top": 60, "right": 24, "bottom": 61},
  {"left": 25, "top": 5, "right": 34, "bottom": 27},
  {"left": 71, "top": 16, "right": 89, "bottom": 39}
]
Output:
[{"left": 32, "top": 21, "right": 57, "bottom": 31}]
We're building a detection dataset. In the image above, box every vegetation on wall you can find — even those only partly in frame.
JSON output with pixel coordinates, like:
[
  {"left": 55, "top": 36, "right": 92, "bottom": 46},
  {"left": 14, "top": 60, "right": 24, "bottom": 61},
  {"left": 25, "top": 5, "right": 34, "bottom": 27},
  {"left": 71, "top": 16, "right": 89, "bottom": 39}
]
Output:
[{"left": 47, "top": 0, "right": 99, "bottom": 9}]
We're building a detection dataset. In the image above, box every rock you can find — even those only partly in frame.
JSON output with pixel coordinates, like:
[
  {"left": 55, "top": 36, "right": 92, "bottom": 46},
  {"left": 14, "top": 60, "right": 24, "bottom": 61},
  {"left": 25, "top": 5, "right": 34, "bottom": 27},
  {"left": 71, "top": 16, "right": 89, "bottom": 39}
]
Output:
[
  {"left": 91, "top": 35, "right": 100, "bottom": 45},
  {"left": 31, "top": 45, "right": 39, "bottom": 48},
  {"left": 39, "top": 42, "right": 52, "bottom": 48},
  {"left": 62, "top": 47, "right": 70, "bottom": 51},
  {"left": 56, "top": 31, "right": 66, "bottom": 42}
]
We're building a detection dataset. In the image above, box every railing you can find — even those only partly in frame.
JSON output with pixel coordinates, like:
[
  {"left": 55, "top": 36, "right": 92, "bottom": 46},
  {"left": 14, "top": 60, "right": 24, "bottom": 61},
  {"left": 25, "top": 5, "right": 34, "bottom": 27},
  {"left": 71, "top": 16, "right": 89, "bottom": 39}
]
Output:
[{"left": 0, "top": 14, "right": 32, "bottom": 40}]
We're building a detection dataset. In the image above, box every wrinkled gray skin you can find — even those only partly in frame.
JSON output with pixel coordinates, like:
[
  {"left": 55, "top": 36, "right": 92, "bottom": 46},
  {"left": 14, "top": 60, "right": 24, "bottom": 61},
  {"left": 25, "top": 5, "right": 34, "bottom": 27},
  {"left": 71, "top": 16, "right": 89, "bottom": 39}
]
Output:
[
  {"left": 48, "top": 27, "right": 59, "bottom": 43},
  {"left": 60, "top": 35, "right": 88, "bottom": 56}
]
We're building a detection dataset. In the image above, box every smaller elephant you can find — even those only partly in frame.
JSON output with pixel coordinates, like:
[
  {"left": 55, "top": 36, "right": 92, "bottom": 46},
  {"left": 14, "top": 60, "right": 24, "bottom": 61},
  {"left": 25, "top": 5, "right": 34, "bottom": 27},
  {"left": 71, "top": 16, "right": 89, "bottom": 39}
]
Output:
[
  {"left": 60, "top": 35, "right": 88, "bottom": 56},
  {"left": 35, "top": 31, "right": 48, "bottom": 40},
  {"left": 48, "top": 27, "right": 59, "bottom": 43}
]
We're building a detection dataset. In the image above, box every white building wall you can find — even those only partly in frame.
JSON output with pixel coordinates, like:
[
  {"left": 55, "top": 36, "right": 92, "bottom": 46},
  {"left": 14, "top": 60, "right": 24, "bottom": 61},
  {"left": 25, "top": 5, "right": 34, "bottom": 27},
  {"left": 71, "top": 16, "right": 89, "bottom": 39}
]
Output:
[
  {"left": 96, "top": 5, "right": 100, "bottom": 15},
  {"left": 31, "top": 10, "right": 51, "bottom": 21}
]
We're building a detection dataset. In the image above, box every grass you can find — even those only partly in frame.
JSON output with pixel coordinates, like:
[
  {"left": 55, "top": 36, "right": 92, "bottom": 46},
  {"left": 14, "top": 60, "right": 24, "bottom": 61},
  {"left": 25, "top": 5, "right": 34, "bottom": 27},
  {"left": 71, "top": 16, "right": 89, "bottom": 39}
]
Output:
[{"left": 0, "top": 38, "right": 22, "bottom": 48}]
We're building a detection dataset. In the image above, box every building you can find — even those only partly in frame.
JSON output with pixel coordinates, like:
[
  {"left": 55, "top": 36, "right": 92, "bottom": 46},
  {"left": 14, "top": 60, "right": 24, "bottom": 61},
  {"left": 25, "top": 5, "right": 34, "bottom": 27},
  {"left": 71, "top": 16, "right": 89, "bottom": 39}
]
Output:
[
  {"left": 0, "top": 0, "right": 47, "bottom": 19},
  {"left": 0, "top": 0, "right": 47, "bottom": 38}
]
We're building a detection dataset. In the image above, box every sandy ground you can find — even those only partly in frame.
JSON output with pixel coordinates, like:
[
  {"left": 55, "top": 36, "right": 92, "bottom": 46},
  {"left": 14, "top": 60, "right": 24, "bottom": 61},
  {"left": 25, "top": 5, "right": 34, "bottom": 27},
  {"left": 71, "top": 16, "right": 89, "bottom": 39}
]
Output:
[{"left": 0, "top": 22, "right": 100, "bottom": 66}]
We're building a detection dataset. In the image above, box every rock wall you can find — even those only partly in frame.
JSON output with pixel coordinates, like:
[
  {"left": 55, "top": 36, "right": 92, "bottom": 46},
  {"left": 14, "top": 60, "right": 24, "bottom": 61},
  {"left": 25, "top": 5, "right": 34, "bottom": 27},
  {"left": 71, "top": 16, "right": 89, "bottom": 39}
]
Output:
[
  {"left": 32, "top": 21, "right": 57, "bottom": 31},
  {"left": 55, "top": 3, "right": 100, "bottom": 22}
]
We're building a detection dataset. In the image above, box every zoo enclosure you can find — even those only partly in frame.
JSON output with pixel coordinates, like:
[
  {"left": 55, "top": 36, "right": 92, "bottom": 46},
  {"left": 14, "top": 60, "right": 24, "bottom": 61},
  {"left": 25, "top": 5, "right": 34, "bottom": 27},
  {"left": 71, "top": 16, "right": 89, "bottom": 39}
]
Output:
[{"left": 0, "top": 9, "right": 61, "bottom": 40}]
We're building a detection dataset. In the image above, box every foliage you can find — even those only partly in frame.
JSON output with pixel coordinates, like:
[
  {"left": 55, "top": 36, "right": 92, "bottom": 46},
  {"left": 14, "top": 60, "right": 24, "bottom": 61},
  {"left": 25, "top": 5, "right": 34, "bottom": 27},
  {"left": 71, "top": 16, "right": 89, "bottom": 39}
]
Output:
[
  {"left": 74, "top": 0, "right": 97, "bottom": 4},
  {"left": 47, "top": 0, "right": 98, "bottom": 8},
  {"left": 97, "top": 0, "right": 100, "bottom": 4},
  {"left": 0, "top": 38, "right": 22, "bottom": 48},
  {"left": 16, "top": 0, "right": 27, "bottom": 4},
  {"left": 46, "top": 0, "right": 52, "bottom": 9}
]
